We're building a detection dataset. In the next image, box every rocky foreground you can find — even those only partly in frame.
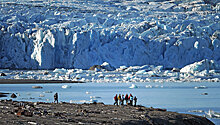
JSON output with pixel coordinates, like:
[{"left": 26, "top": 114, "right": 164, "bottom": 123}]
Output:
[{"left": 0, "top": 100, "right": 214, "bottom": 125}]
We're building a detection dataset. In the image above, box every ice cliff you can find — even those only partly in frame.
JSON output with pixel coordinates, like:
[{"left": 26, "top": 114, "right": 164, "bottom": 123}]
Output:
[{"left": 0, "top": 0, "right": 220, "bottom": 69}]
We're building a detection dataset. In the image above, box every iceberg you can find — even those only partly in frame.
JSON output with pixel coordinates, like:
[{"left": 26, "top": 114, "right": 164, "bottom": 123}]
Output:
[
  {"left": 146, "top": 85, "right": 153, "bottom": 88},
  {"left": 62, "top": 85, "right": 71, "bottom": 89},
  {"left": 180, "top": 59, "right": 220, "bottom": 73},
  {"left": 194, "top": 86, "right": 208, "bottom": 89},
  {"left": 129, "top": 84, "right": 138, "bottom": 89}
]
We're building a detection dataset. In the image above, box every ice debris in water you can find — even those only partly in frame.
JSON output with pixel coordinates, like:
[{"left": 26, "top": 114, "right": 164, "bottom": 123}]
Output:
[{"left": 0, "top": 60, "right": 220, "bottom": 83}]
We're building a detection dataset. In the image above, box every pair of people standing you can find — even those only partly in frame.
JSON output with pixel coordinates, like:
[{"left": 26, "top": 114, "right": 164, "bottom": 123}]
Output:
[
  {"left": 125, "top": 94, "right": 137, "bottom": 106},
  {"left": 114, "top": 94, "right": 137, "bottom": 106},
  {"left": 114, "top": 94, "right": 124, "bottom": 105}
]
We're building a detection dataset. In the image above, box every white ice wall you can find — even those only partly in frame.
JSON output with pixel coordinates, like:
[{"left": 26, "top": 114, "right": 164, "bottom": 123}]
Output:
[{"left": 0, "top": 0, "right": 219, "bottom": 69}]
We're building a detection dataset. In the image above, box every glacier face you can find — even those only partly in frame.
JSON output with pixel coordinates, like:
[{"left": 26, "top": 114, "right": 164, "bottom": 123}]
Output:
[{"left": 0, "top": 0, "right": 220, "bottom": 69}]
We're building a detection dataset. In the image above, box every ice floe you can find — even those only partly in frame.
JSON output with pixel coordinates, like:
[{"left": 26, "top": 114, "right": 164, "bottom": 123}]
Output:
[
  {"left": 62, "top": 85, "right": 71, "bottom": 89},
  {"left": 129, "top": 84, "right": 138, "bottom": 89}
]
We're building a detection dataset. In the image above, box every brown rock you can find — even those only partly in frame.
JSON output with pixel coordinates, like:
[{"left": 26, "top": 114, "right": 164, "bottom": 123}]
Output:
[{"left": 10, "top": 93, "right": 17, "bottom": 98}]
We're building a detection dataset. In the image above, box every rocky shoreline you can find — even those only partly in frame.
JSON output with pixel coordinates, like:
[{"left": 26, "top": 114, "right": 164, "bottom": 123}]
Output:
[
  {"left": 0, "top": 100, "right": 214, "bottom": 125},
  {"left": 0, "top": 79, "right": 84, "bottom": 84}
]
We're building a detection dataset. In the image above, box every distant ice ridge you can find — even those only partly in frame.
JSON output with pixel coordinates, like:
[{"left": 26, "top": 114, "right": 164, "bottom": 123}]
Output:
[
  {"left": 0, "top": 0, "right": 220, "bottom": 69},
  {"left": 0, "top": 59, "right": 220, "bottom": 83}
]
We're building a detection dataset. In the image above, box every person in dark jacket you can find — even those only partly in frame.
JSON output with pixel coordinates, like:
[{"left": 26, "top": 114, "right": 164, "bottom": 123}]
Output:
[
  {"left": 114, "top": 94, "right": 118, "bottom": 105},
  {"left": 54, "top": 93, "right": 58, "bottom": 103},
  {"left": 125, "top": 94, "right": 129, "bottom": 105},
  {"left": 121, "top": 94, "right": 124, "bottom": 105},
  {"left": 134, "top": 96, "right": 137, "bottom": 107}
]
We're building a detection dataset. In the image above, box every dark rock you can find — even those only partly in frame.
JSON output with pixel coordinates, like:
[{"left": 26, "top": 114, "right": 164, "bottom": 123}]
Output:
[
  {"left": 43, "top": 71, "right": 49, "bottom": 75},
  {"left": 32, "top": 86, "right": 43, "bottom": 89},
  {"left": 172, "top": 68, "right": 180, "bottom": 72},
  {"left": 201, "top": 93, "right": 208, "bottom": 95},
  {"left": 203, "top": 0, "right": 219, "bottom": 6},
  {"left": 89, "top": 65, "right": 103, "bottom": 70},
  {"left": 10, "top": 93, "right": 17, "bottom": 98},
  {"left": 0, "top": 92, "right": 8, "bottom": 97},
  {"left": 24, "top": 111, "right": 33, "bottom": 117},
  {"left": 151, "top": 74, "right": 160, "bottom": 77},
  {"left": 0, "top": 94, "right": 7, "bottom": 97},
  {"left": 0, "top": 73, "right": 7, "bottom": 76}
]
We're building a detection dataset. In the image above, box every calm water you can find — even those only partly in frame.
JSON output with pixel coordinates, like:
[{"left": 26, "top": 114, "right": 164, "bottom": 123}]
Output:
[{"left": 0, "top": 82, "right": 220, "bottom": 124}]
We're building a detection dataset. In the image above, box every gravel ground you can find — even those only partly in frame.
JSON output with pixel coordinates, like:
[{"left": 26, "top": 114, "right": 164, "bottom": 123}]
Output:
[{"left": 0, "top": 100, "right": 214, "bottom": 125}]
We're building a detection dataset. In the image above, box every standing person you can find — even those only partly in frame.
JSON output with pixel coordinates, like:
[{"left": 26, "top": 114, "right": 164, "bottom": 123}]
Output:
[
  {"left": 114, "top": 94, "right": 118, "bottom": 105},
  {"left": 125, "top": 94, "right": 128, "bottom": 105},
  {"left": 130, "top": 95, "right": 133, "bottom": 106},
  {"left": 121, "top": 94, "right": 124, "bottom": 105},
  {"left": 54, "top": 93, "right": 58, "bottom": 103},
  {"left": 118, "top": 94, "right": 121, "bottom": 105},
  {"left": 128, "top": 94, "right": 130, "bottom": 100},
  {"left": 134, "top": 96, "right": 137, "bottom": 107}
]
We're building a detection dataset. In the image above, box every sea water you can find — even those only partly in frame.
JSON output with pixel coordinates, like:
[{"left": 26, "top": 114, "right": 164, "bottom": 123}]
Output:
[{"left": 0, "top": 82, "right": 220, "bottom": 124}]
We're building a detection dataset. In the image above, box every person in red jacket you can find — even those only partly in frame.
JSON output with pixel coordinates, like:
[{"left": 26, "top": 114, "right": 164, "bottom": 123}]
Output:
[
  {"left": 114, "top": 94, "right": 118, "bottom": 105},
  {"left": 128, "top": 93, "right": 133, "bottom": 106}
]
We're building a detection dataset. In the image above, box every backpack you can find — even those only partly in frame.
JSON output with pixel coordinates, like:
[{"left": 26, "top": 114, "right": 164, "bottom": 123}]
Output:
[{"left": 114, "top": 96, "right": 117, "bottom": 100}]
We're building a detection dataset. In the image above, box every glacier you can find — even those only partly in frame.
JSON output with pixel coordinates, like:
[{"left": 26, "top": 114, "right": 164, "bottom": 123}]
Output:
[{"left": 0, "top": 0, "right": 220, "bottom": 70}]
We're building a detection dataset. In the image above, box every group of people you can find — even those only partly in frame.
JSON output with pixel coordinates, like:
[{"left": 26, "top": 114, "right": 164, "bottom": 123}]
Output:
[
  {"left": 54, "top": 92, "right": 138, "bottom": 106},
  {"left": 114, "top": 94, "right": 137, "bottom": 106}
]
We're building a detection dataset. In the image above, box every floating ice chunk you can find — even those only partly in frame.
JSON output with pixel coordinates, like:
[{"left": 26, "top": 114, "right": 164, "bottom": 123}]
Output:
[
  {"left": 39, "top": 94, "right": 45, "bottom": 97},
  {"left": 90, "top": 96, "right": 101, "bottom": 99},
  {"left": 154, "top": 85, "right": 160, "bottom": 88},
  {"left": 70, "top": 100, "right": 88, "bottom": 103},
  {"left": 62, "top": 85, "right": 71, "bottom": 89},
  {"left": 180, "top": 59, "right": 220, "bottom": 73},
  {"left": 188, "top": 110, "right": 204, "bottom": 113},
  {"left": 90, "top": 99, "right": 98, "bottom": 103},
  {"left": 101, "top": 62, "right": 115, "bottom": 71},
  {"left": 124, "top": 73, "right": 134, "bottom": 81},
  {"left": 129, "top": 84, "right": 138, "bottom": 89},
  {"left": 86, "top": 92, "right": 91, "bottom": 94},
  {"left": 53, "top": 68, "right": 67, "bottom": 73},
  {"left": 205, "top": 109, "right": 220, "bottom": 118},
  {"left": 75, "top": 69, "right": 83, "bottom": 74},
  {"left": 43, "top": 91, "right": 52, "bottom": 93},
  {"left": 32, "top": 86, "right": 43, "bottom": 89},
  {"left": 136, "top": 70, "right": 146, "bottom": 74},
  {"left": 98, "top": 74, "right": 104, "bottom": 78},
  {"left": 116, "top": 66, "right": 127, "bottom": 71},
  {"left": 146, "top": 85, "right": 153, "bottom": 88},
  {"left": 75, "top": 74, "right": 82, "bottom": 79},
  {"left": 194, "top": 86, "right": 208, "bottom": 89},
  {"left": 201, "top": 93, "right": 208, "bottom": 95},
  {"left": 28, "top": 122, "right": 37, "bottom": 125},
  {"left": 67, "top": 69, "right": 75, "bottom": 74}
]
